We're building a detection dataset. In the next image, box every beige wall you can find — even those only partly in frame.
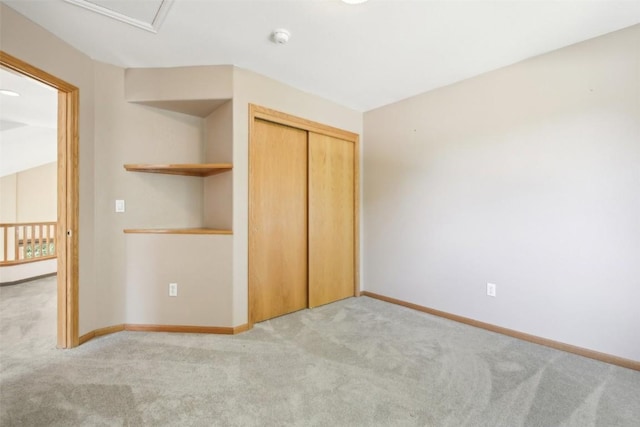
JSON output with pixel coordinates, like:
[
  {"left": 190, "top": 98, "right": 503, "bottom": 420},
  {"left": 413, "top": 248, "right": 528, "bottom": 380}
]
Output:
[
  {"left": 1, "top": 163, "right": 56, "bottom": 223},
  {"left": 1, "top": 4, "right": 98, "bottom": 334},
  {"left": 0, "top": 173, "right": 17, "bottom": 261},
  {"left": 125, "top": 234, "right": 232, "bottom": 326},
  {"left": 0, "top": 173, "right": 17, "bottom": 223},
  {"left": 125, "top": 65, "right": 233, "bottom": 102},
  {"left": 94, "top": 61, "right": 209, "bottom": 327},
  {"left": 203, "top": 100, "right": 233, "bottom": 230},
  {"left": 363, "top": 25, "right": 640, "bottom": 361},
  {"left": 16, "top": 162, "right": 57, "bottom": 222}
]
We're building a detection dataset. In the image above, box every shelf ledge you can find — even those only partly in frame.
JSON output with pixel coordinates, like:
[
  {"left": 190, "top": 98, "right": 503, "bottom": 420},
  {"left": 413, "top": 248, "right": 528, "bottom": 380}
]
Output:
[
  {"left": 124, "top": 163, "right": 232, "bottom": 177},
  {"left": 124, "top": 228, "right": 232, "bottom": 235}
]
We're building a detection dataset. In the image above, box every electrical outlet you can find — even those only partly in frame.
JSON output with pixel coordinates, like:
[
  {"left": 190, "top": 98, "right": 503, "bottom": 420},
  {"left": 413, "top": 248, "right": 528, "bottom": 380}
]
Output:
[
  {"left": 487, "top": 283, "right": 496, "bottom": 297},
  {"left": 169, "top": 282, "right": 178, "bottom": 297},
  {"left": 115, "top": 199, "right": 125, "bottom": 213}
]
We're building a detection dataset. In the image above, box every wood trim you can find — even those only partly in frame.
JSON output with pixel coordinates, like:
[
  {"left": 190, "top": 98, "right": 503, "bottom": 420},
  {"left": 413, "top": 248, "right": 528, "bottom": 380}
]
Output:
[
  {"left": 232, "top": 323, "right": 251, "bottom": 334},
  {"left": 361, "top": 291, "right": 640, "bottom": 371},
  {"left": 1, "top": 51, "right": 80, "bottom": 349},
  {"left": 124, "top": 163, "right": 233, "bottom": 177},
  {"left": 124, "top": 324, "right": 248, "bottom": 334},
  {"left": 57, "top": 91, "right": 68, "bottom": 349},
  {"left": 65, "top": 86, "right": 80, "bottom": 348},
  {"left": 123, "top": 228, "right": 232, "bottom": 235},
  {"left": 79, "top": 324, "right": 125, "bottom": 345},
  {"left": 0, "top": 222, "right": 58, "bottom": 227},
  {"left": 353, "top": 134, "right": 360, "bottom": 297},
  {"left": 248, "top": 107, "right": 256, "bottom": 325},
  {"left": 250, "top": 104, "right": 358, "bottom": 142},
  {"left": 78, "top": 323, "right": 251, "bottom": 345},
  {"left": 0, "top": 51, "right": 77, "bottom": 92}
]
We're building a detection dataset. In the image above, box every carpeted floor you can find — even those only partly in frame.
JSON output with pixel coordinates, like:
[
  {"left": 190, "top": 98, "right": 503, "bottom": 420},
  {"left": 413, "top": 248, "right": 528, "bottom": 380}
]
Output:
[{"left": 1, "top": 276, "right": 639, "bottom": 426}]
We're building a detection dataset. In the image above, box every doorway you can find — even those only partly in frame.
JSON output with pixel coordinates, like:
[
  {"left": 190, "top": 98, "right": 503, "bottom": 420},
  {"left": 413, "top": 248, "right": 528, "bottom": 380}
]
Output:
[{"left": 0, "top": 51, "right": 79, "bottom": 348}]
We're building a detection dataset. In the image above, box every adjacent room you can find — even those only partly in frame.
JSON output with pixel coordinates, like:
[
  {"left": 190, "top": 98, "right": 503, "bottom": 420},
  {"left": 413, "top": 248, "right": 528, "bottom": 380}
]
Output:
[{"left": 1, "top": 1, "right": 638, "bottom": 425}]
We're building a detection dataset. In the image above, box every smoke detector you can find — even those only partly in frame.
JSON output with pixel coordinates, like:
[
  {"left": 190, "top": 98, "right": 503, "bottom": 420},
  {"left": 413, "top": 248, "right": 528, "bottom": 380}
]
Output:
[{"left": 271, "top": 29, "right": 291, "bottom": 45}]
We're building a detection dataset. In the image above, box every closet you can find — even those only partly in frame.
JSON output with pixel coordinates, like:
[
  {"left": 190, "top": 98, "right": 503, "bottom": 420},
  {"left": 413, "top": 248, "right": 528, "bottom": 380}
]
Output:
[{"left": 249, "top": 105, "right": 359, "bottom": 323}]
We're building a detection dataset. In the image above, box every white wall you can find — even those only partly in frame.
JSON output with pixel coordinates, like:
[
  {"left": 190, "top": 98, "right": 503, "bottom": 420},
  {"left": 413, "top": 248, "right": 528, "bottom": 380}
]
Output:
[
  {"left": 0, "top": 259, "right": 57, "bottom": 284},
  {"left": 363, "top": 25, "right": 640, "bottom": 361}
]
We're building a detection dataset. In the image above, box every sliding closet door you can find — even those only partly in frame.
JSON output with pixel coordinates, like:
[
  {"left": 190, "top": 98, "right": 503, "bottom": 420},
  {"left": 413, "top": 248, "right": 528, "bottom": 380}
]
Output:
[
  {"left": 308, "top": 132, "right": 355, "bottom": 307},
  {"left": 249, "top": 119, "right": 308, "bottom": 323}
]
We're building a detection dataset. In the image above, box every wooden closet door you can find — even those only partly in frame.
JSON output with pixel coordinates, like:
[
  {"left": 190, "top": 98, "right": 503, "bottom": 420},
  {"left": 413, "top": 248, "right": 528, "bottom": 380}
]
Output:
[
  {"left": 249, "top": 119, "right": 308, "bottom": 323},
  {"left": 308, "top": 132, "right": 355, "bottom": 307}
]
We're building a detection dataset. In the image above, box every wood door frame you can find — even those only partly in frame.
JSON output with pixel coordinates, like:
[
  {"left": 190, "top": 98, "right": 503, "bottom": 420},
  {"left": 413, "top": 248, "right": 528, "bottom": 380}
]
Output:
[
  {"left": 248, "top": 104, "right": 360, "bottom": 325},
  {"left": 1, "top": 51, "right": 80, "bottom": 348}
]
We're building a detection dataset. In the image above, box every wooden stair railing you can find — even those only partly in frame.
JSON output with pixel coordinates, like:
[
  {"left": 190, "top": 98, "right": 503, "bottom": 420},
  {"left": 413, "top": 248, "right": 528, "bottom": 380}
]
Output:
[{"left": 0, "top": 222, "right": 57, "bottom": 266}]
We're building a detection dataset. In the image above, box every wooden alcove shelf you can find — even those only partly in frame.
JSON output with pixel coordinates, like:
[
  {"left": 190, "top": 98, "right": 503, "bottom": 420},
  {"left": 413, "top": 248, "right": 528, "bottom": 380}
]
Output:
[
  {"left": 124, "top": 228, "right": 232, "bottom": 235},
  {"left": 123, "top": 163, "right": 233, "bottom": 234},
  {"left": 124, "top": 163, "right": 233, "bottom": 177}
]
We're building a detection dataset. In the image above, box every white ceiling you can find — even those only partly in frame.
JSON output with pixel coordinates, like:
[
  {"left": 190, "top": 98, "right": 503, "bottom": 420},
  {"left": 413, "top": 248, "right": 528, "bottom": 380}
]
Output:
[
  {"left": 62, "top": 0, "right": 173, "bottom": 32},
  {"left": 0, "top": 67, "right": 58, "bottom": 177},
  {"left": 2, "top": 0, "right": 640, "bottom": 113},
  {"left": 4, "top": 1, "right": 639, "bottom": 177},
  {"left": 76, "top": 0, "right": 165, "bottom": 23}
]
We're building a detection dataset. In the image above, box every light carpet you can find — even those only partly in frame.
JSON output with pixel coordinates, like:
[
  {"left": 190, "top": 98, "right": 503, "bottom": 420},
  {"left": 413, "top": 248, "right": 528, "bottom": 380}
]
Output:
[{"left": 1, "top": 277, "right": 639, "bottom": 426}]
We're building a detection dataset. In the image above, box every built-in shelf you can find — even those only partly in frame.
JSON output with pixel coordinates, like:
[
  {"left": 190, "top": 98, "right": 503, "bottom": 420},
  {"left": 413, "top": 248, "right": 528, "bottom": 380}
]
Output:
[
  {"left": 124, "top": 163, "right": 232, "bottom": 177},
  {"left": 124, "top": 228, "right": 232, "bottom": 235}
]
